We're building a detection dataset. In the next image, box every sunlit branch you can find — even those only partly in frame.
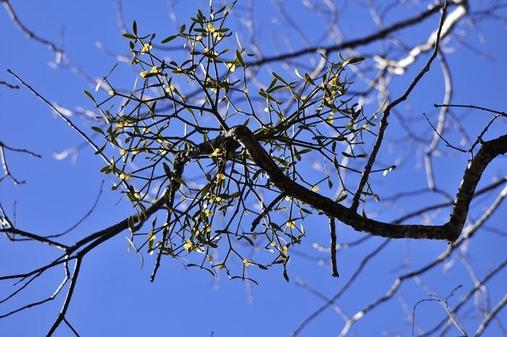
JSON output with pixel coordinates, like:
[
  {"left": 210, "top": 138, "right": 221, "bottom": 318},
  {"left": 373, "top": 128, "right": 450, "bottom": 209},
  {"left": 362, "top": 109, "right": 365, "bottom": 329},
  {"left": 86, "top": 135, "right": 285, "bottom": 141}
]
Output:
[
  {"left": 337, "top": 184, "right": 507, "bottom": 336},
  {"left": 246, "top": 3, "right": 444, "bottom": 67},
  {"left": 351, "top": 2, "right": 448, "bottom": 211}
]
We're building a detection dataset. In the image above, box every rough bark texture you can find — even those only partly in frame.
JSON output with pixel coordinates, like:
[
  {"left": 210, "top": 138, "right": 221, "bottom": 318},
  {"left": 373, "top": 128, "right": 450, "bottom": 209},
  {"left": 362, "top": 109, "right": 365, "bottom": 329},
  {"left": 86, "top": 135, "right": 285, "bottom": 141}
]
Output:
[{"left": 229, "top": 125, "right": 507, "bottom": 241}]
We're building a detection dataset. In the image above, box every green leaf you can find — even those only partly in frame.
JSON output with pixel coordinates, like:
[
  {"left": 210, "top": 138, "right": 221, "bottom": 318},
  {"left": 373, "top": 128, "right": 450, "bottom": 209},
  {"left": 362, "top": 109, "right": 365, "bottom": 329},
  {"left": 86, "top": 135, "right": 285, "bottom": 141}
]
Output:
[
  {"left": 240, "top": 235, "right": 255, "bottom": 246},
  {"left": 127, "top": 217, "right": 136, "bottom": 233},
  {"left": 347, "top": 56, "right": 365, "bottom": 64},
  {"left": 294, "top": 150, "right": 301, "bottom": 161},
  {"left": 91, "top": 126, "right": 104, "bottom": 135},
  {"left": 83, "top": 90, "right": 96, "bottom": 103},
  {"left": 100, "top": 165, "right": 111, "bottom": 174},
  {"left": 336, "top": 190, "right": 347, "bottom": 202},
  {"left": 161, "top": 34, "right": 178, "bottom": 44},
  {"left": 132, "top": 20, "right": 138, "bottom": 35},
  {"left": 122, "top": 33, "right": 137, "bottom": 40},
  {"left": 268, "top": 85, "right": 285, "bottom": 93},
  {"left": 283, "top": 268, "right": 290, "bottom": 282},
  {"left": 266, "top": 77, "right": 278, "bottom": 92},
  {"left": 163, "top": 162, "right": 172, "bottom": 178},
  {"left": 197, "top": 9, "right": 206, "bottom": 21},
  {"left": 383, "top": 165, "right": 396, "bottom": 176},
  {"left": 258, "top": 264, "right": 268, "bottom": 270},
  {"left": 94, "top": 143, "right": 106, "bottom": 155},
  {"left": 229, "top": 191, "right": 241, "bottom": 199},
  {"left": 236, "top": 49, "right": 244, "bottom": 66},
  {"left": 272, "top": 72, "right": 287, "bottom": 84},
  {"left": 304, "top": 74, "right": 315, "bottom": 85}
]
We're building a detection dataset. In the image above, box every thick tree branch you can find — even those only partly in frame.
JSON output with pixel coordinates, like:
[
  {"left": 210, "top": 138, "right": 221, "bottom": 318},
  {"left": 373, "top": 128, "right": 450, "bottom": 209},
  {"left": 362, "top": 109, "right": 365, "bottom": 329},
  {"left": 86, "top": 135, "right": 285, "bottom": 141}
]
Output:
[
  {"left": 447, "top": 134, "right": 507, "bottom": 240},
  {"left": 229, "top": 125, "right": 507, "bottom": 241},
  {"left": 329, "top": 217, "right": 339, "bottom": 277}
]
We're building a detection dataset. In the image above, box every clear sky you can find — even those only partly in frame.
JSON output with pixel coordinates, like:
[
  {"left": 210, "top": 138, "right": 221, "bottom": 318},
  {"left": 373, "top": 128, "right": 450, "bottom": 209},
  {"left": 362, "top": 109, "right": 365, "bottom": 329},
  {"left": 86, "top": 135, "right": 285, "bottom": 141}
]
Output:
[{"left": 1, "top": 1, "right": 506, "bottom": 336}]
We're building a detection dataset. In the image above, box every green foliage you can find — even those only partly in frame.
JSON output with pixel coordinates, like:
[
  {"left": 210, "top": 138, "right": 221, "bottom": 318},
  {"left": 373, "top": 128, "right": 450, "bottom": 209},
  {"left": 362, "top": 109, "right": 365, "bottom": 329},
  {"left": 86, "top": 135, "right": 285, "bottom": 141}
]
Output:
[{"left": 89, "top": 2, "right": 370, "bottom": 281}]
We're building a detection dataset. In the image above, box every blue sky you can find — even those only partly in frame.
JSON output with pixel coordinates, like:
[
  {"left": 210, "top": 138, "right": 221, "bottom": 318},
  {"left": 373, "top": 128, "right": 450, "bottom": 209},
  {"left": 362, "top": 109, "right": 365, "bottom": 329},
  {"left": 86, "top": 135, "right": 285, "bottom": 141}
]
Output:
[{"left": 1, "top": 1, "right": 506, "bottom": 336}]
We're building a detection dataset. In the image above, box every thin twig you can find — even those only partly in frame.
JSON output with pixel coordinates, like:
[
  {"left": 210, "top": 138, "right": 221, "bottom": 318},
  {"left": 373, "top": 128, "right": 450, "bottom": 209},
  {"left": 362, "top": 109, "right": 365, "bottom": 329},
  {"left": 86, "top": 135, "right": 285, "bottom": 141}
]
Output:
[{"left": 329, "top": 217, "right": 339, "bottom": 277}]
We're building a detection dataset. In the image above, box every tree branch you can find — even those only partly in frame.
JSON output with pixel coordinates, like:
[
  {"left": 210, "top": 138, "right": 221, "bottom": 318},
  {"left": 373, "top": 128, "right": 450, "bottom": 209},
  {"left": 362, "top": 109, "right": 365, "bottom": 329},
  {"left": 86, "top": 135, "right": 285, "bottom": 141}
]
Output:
[
  {"left": 229, "top": 125, "right": 507, "bottom": 241},
  {"left": 246, "top": 3, "right": 444, "bottom": 67},
  {"left": 351, "top": 1, "right": 448, "bottom": 211}
]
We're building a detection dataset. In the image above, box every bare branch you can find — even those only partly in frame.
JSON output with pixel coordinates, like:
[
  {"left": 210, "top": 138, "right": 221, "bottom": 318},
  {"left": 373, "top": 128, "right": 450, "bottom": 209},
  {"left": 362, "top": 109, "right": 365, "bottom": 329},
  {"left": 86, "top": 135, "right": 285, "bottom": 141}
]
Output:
[
  {"left": 0, "top": 80, "right": 19, "bottom": 89},
  {"left": 231, "top": 125, "right": 507, "bottom": 240},
  {"left": 351, "top": 2, "right": 449, "bottom": 211},
  {"left": 247, "top": 3, "right": 444, "bottom": 67}
]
